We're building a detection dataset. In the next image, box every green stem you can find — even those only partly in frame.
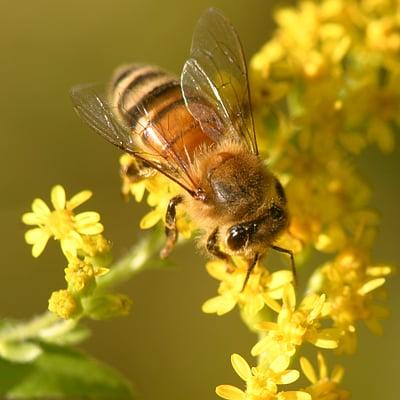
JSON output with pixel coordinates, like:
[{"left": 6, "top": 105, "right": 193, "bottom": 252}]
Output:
[
  {"left": 96, "top": 228, "right": 165, "bottom": 291},
  {"left": 0, "top": 313, "right": 59, "bottom": 342}
]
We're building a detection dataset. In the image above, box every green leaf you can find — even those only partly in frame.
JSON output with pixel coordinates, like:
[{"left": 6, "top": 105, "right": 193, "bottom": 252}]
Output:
[{"left": 0, "top": 343, "right": 133, "bottom": 399}]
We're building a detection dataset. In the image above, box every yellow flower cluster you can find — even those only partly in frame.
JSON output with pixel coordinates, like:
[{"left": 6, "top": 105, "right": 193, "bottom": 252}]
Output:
[
  {"left": 212, "top": 0, "right": 397, "bottom": 398},
  {"left": 23, "top": 185, "right": 130, "bottom": 320}
]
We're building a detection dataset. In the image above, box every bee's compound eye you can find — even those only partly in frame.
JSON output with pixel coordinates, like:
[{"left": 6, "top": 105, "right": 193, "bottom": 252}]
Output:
[
  {"left": 269, "top": 204, "right": 284, "bottom": 221},
  {"left": 227, "top": 225, "right": 248, "bottom": 251}
]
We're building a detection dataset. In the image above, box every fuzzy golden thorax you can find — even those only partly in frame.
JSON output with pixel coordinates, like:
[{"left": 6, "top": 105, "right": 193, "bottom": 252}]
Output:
[{"left": 185, "top": 141, "right": 288, "bottom": 258}]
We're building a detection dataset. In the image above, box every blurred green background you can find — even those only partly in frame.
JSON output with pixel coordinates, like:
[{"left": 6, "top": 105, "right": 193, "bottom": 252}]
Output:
[{"left": 0, "top": 0, "right": 398, "bottom": 399}]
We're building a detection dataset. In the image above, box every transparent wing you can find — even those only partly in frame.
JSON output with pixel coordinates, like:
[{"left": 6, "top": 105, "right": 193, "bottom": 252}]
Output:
[
  {"left": 181, "top": 7, "right": 258, "bottom": 154},
  {"left": 70, "top": 83, "right": 201, "bottom": 197}
]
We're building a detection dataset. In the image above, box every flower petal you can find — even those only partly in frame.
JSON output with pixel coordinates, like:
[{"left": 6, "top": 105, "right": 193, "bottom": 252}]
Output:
[
  {"left": 130, "top": 182, "right": 146, "bottom": 202},
  {"left": 307, "top": 294, "right": 326, "bottom": 322},
  {"left": 283, "top": 284, "right": 296, "bottom": 310},
  {"left": 269, "top": 270, "right": 293, "bottom": 289},
  {"left": 25, "top": 228, "right": 46, "bottom": 244},
  {"left": 67, "top": 190, "right": 92, "bottom": 209},
  {"left": 317, "top": 352, "right": 327, "bottom": 379},
  {"left": 357, "top": 278, "right": 385, "bottom": 295},
  {"left": 75, "top": 211, "right": 101, "bottom": 224},
  {"left": 262, "top": 295, "right": 282, "bottom": 312},
  {"left": 76, "top": 223, "right": 104, "bottom": 235},
  {"left": 300, "top": 356, "right": 317, "bottom": 384},
  {"left": 202, "top": 296, "right": 236, "bottom": 315},
  {"left": 270, "top": 354, "right": 291, "bottom": 373},
  {"left": 331, "top": 364, "right": 344, "bottom": 383},
  {"left": 216, "top": 385, "right": 245, "bottom": 400},
  {"left": 366, "top": 265, "right": 392, "bottom": 277},
  {"left": 140, "top": 210, "right": 162, "bottom": 229},
  {"left": 308, "top": 328, "right": 339, "bottom": 349},
  {"left": 60, "top": 238, "right": 78, "bottom": 257},
  {"left": 231, "top": 354, "right": 251, "bottom": 381},
  {"left": 206, "top": 260, "right": 229, "bottom": 280},
  {"left": 22, "top": 212, "right": 44, "bottom": 225},
  {"left": 278, "top": 391, "right": 311, "bottom": 400},
  {"left": 278, "top": 369, "right": 299, "bottom": 385},
  {"left": 31, "top": 233, "right": 50, "bottom": 257},
  {"left": 51, "top": 185, "right": 66, "bottom": 210},
  {"left": 32, "top": 198, "right": 50, "bottom": 216}
]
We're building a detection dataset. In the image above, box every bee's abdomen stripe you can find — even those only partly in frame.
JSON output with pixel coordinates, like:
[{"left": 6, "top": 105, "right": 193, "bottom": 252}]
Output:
[
  {"left": 125, "top": 80, "right": 179, "bottom": 126},
  {"left": 141, "top": 80, "right": 179, "bottom": 107},
  {"left": 121, "top": 70, "right": 165, "bottom": 106}
]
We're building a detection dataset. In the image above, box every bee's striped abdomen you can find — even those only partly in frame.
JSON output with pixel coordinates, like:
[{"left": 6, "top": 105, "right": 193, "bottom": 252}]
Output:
[{"left": 109, "top": 64, "right": 214, "bottom": 162}]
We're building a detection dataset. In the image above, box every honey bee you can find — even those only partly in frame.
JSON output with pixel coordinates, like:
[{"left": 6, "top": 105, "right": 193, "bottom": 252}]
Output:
[{"left": 71, "top": 8, "right": 295, "bottom": 289}]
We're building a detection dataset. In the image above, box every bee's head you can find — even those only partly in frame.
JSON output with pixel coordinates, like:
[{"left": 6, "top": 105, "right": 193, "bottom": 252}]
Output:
[{"left": 225, "top": 177, "right": 289, "bottom": 256}]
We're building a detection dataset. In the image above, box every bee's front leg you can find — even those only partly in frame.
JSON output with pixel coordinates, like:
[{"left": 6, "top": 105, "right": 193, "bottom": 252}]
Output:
[
  {"left": 160, "top": 195, "right": 183, "bottom": 259},
  {"left": 206, "top": 227, "right": 229, "bottom": 261},
  {"left": 271, "top": 245, "right": 297, "bottom": 285}
]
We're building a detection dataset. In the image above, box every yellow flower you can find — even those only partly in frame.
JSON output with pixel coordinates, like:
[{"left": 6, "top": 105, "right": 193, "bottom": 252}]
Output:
[
  {"left": 300, "top": 352, "right": 350, "bottom": 400},
  {"left": 48, "top": 289, "right": 80, "bottom": 319},
  {"left": 252, "top": 285, "right": 340, "bottom": 361},
  {"left": 64, "top": 257, "right": 109, "bottom": 294},
  {"left": 202, "top": 258, "right": 292, "bottom": 319},
  {"left": 216, "top": 353, "right": 311, "bottom": 400},
  {"left": 22, "top": 185, "right": 103, "bottom": 258}
]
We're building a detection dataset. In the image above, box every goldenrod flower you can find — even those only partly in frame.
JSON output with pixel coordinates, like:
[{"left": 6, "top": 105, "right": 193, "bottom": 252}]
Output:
[
  {"left": 300, "top": 352, "right": 350, "bottom": 400},
  {"left": 252, "top": 285, "right": 340, "bottom": 360},
  {"left": 64, "top": 257, "right": 109, "bottom": 294},
  {"left": 48, "top": 289, "right": 80, "bottom": 319},
  {"left": 22, "top": 185, "right": 103, "bottom": 258},
  {"left": 202, "top": 258, "right": 292, "bottom": 318},
  {"left": 216, "top": 353, "right": 311, "bottom": 400}
]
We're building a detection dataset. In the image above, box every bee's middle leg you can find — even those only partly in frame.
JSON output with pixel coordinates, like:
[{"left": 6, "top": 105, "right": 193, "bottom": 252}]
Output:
[{"left": 160, "top": 195, "right": 183, "bottom": 259}]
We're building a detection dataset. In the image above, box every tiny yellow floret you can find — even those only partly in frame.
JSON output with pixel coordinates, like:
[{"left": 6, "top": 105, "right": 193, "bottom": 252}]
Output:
[{"left": 48, "top": 289, "right": 80, "bottom": 320}]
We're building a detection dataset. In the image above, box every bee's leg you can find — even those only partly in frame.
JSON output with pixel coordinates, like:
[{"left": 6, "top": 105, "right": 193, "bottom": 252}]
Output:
[
  {"left": 160, "top": 195, "right": 183, "bottom": 259},
  {"left": 241, "top": 253, "right": 260, "bottom": 292},
  {"left": 271, "top": 245, "right": 297, "bottom": 285},
  {"left": 206, "top": 227, "right": 229, "bottom": 261}
]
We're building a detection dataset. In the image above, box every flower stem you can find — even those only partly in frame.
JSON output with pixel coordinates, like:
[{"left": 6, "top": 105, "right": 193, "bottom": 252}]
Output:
[{"left": 96, "top": 227, "right": 165, "bottom": 291}]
